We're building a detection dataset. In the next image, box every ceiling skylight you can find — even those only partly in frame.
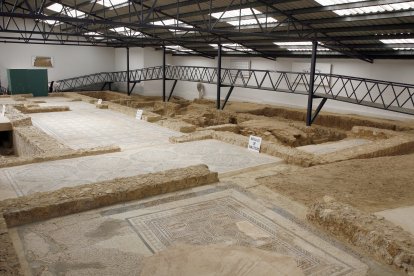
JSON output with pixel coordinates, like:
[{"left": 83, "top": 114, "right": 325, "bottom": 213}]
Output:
[
  {"left": 286, "top": 48, "right": 331, "bottom": 52},
  {"left": 210, "top": 43, "right": 254, "bottom": 52},
  {"left": 47, "top": 3, "right": 85, "bottom": 18},
  {"left": 380, "top": 38, "right": 414, "bottom": 44},
  {"left": 211, "top": 8, "right": 277, "bottom": 26},
  {"left": 153, "top": 19, "right": 194, "bottom": 33},
  {"left": 38, "top": 16, "right": 61, "bottom": 25},
  {"left": 393, "top": 47, "right": 414, "bottom": 50},
  {"left": 226, "top": 17, "right": 277, "bottom": 26},
  {"left": 96, "top": 0, "right": 129, "bottom": 8},
  {"left": 273, "top": 42, "right": 313, "bottom": 46},
  {"left": 274, "top": 41, "right": 330, "bottom": 51},
  {"left": 110, "top": 27, "right": 145, "bottom": 37},
  {"left": 84, "top": 32, "right": 104, "bottom": 40},
  {"left": 313, "top": 0, "right": 362, "bottom": 6},
  {"left": 166, "top": 45, "right": 193, "bottom": 52},
  {"left": 314, "top": 0, "right": 414, "bottom": 16}
]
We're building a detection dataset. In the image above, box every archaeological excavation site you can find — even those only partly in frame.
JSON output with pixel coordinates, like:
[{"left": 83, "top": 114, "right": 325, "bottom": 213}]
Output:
[{"left": 1, "top": 1, "right": 414, "bottom": 275}]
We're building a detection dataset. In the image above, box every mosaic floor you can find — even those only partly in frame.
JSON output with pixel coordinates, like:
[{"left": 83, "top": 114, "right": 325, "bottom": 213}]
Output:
[
  {"left": 11, "top": 184, "right": 368, "bottom": 276},
  {"left": 29, "top": 99, "right": 178, "bottom": 150},
  {"left": 376, "top": 205, "right": 414, "bottom": 235},
  {"left": 0, "top": 139, "right": 280, "bottom": 198}
]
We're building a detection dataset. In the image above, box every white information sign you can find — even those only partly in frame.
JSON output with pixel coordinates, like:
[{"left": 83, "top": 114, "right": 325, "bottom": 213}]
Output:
[
  {"left": 1, "top": 105, "right": 5, "bottom": 117},
  {"left": 97, "top": 99, "right": 102, "bottom": 105},
  {"left": 248, "top": 135, "right": 262, "bottom": 153},
  {"left": 136, "top": 109, "right": 143, "bottom": 120}
]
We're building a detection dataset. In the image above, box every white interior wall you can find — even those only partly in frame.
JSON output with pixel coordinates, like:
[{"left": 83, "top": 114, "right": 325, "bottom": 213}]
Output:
[
  {"left": 1, "top": 40, "right": 412, "bottom": 120},
  {"left": 114, "top": 47, "right": 173, "bottom": 96},
  {"left": 0, "top": 43, "right": 115, "bottom": 88},
  {"left": 169, "top": 55, "right": 414, "bottom": 120}
]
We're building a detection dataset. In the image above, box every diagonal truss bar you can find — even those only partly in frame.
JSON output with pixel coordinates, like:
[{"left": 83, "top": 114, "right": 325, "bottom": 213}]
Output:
[{"left": 51, "top": 65, "right": 414, "bottom": 119}]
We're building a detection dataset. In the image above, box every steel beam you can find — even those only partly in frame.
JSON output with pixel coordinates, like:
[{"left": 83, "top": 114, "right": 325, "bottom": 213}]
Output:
[
  {"left": 127, "top": 47, "right": 130, "bottom": 95},
  {"left": 216, "top": 44, "right": 222, "bottom": 110},
  {"left": 163, "top": 45, "right": 166, "bottom": 102},
  {"left": 311, "top": 98, "right": 328, "bottom": 124},
  {"left": 167, "top": 79, "right": 178, "bottom": 101},
  {"left": 221, "top": 86, "right": 235, "bottom": 110},
  {"left": 306, "top": 41, "right": 318, "bottom": 126}
]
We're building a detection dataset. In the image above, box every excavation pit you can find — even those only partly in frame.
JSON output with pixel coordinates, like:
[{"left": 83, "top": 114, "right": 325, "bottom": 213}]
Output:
[{"left": 0, "top": 93, "right": 413, "bottom": 276}]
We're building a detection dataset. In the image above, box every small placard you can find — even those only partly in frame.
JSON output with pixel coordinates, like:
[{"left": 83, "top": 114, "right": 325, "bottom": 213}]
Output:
[
  {"left": 97, "top": 99, "right": 102, "bottom": 105},
  {"left": 136, "top": 109, "right": 143, "bottom": 120},
  {"left": 1, "top": 105, "right": 5, "bottom": 117},
  {"left": 248, "top": 135, "right": 262, "bottom": 153}
]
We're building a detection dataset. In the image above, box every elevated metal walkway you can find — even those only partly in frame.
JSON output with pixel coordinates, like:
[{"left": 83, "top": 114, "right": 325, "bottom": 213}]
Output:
[{"left": 52, "top": 65, "right": 414, "bottom": 122}]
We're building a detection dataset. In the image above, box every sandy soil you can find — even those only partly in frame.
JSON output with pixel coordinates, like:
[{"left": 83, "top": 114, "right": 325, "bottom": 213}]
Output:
[{"left": 258, "top": 153, "right": 414, "bottom": 213}]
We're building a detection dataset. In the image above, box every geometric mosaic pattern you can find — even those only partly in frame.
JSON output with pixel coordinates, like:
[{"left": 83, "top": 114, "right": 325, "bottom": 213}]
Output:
[
  {"left": 15, "top": 185, "right": 368, "bottom": 276},
  {"left": 125, "top": 188, "right": 367, "bottom": 276}
]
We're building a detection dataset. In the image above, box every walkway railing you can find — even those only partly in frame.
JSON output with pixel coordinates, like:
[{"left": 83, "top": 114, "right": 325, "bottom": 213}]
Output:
[{"left": 52, "top": 65, "right": 414, "bottom": 117}]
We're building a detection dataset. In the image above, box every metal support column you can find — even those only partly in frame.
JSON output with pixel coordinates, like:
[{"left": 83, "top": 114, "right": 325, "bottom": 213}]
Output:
[
  {"left": 162, "top": 46, "right": 166, "bottom": 102},
  {"left": 306, "top": 41, "right": 318, "bottom": 126},
  {"left": 126, "top": 47, "right": 131, "bottom": 95},
  {"left": 216, "top": 44, "right": 222, "bottom": 110},
  {"left": 167, "top": 79, "right": 178, "bottom": 101},
  {"left": 221, "top": 86, "right": 235, "bottom": 110}
]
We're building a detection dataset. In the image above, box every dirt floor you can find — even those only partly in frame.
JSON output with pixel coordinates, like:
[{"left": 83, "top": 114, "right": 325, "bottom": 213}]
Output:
[{"left": 259, "top": 153, "right": 414, "bottom": 213}]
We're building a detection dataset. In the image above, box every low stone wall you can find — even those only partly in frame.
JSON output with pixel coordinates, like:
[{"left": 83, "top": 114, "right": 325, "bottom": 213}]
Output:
[
  {"left": 203, "top": 124, "right": 240, "bottom": 133},
  {"left": 4, "top": 106, "right": 31, "bottom": 127},
  {"left": 319, "top": 126, "right": 414, "bottom": 164},
  {"left": 0, "top": 216, "right": 20, "bottom": 276},
  {"left": 246, "top": 106, "right": 413, "bottom": 131},
  {"left": 63, "top": 92, "right": 162, "bottom": 122},
  {"left": 156, "top": 119, "right": 196, "bottom": 133},
  {"left": 170, "top": 130, "right": 320, "bottom": 167},
  {"left": 0, "top": 165, "right": 219, "bottom": 275},
  {"left": 12, "top": 126, "right": 73, "bottom": 156},
  {"left": 14, "top": 105, "right": 70, "bottom": 114},
  {"left": 307, "top": 197, "right": 414, "bottom": 275},
  {"left": 0, "top": 145, "right": 120, "bottom": 168}
]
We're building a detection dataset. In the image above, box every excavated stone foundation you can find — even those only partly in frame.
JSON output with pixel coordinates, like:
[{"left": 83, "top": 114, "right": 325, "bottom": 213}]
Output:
[
  {"left": 0, "top": 165, "right": 218, "bottom": 275},
  {"left": 308, "top": 196, "right": 414, "bottom": 275},
  {"left": 1, "top": 91, "right": 412, "bottom": 276}
]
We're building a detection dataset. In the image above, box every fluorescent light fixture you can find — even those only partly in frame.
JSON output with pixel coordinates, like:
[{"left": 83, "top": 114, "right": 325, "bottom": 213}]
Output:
[
  {"left": 226, "top": 17, "right": 277, "bottom": 26},
  {"left": 393, "top": 47, "right": 414, "bottom": 50},
  {"left": 47, "top": 3, "right": 85, "bottom": 18},
  {"left": 212, "top": 8, "right": 260, "bottom": 19},
  {"left": 84, "top": 32, "right": 104, "bottom": 39},
  {"left": 210, "top": 43, "right": 254, "bottom": 52},
  {"left": 314, "top": 0, "right": 414, "bottom": 16},
  {"left": 211, "top": 8, "right": 277, "bottom": 26},
  {"left": 110, "top": 26, "right": 145, "bottom": 37},
  {"left": 380, "top": 38, "right": 414, "bottom": 44},
  {"left": 313, "top": 0, "right": 362, "bottom": 6},
  {"left": 274, "top": 41, "right": 329, "bottom": 51},
  {"left": 286, "top": 48, "right": 331, "bottom": 52},
  {"left": 40, "top": 18, "right": 61, "bottom": 25},
  {"left": 96, "top": 0, "right": 128, "bottom": 7},
  {"left": 273, "top": 42, "right": 312, "bottom": 46},
  {"left": 152, "top": 19, "right": 194, "bottom": 33},
  {"left": 166, "top": 45, "right": 193, "bottom": 52}
]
